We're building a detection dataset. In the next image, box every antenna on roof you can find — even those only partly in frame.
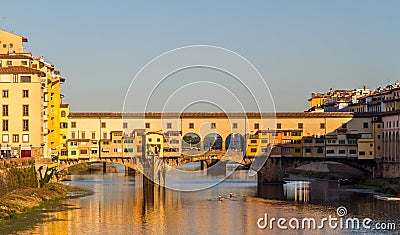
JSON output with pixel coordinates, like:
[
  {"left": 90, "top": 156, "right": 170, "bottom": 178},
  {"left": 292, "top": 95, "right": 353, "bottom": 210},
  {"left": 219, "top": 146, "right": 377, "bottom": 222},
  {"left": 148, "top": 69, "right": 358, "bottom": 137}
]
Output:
[{"left": 1, "top": 17, "right": 5, "bottom": 30}]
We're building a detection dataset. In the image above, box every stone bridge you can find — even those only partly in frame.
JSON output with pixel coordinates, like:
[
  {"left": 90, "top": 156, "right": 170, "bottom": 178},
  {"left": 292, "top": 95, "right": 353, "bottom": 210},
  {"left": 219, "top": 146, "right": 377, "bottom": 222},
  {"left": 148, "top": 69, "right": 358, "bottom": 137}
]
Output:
[{"left": 257, "top": 157, "right": 380, "bottom": 184}]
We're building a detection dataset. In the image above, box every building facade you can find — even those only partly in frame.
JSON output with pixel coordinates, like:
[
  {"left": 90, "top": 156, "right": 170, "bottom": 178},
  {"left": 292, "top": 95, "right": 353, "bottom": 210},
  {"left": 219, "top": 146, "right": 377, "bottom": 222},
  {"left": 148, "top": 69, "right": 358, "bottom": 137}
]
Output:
[{"left": 0, "top": 30, "right": 65, "bottom": 159}]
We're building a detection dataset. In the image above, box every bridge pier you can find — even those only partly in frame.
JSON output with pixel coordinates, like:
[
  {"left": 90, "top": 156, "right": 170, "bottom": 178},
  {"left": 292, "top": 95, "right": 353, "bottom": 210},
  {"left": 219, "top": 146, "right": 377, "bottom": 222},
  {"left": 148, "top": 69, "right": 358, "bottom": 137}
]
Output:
[
  {"left": 125, "top": 166, "right": 136, "bottom": 176},
  {"left": 200, "top": 160, "right": 208, "bottom": 171},
  {"left": 257, "top": 157, "right": 285, "bottom": 185},
  {"left": 103, "top": 162, "right": 107, "bottom": 174}
]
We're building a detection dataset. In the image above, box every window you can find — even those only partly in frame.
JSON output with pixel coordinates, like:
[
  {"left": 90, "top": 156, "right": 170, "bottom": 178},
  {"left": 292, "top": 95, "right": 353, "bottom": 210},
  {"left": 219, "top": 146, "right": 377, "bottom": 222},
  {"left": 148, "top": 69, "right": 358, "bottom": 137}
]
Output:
[
  {"left": 7, "top": 60, "right": 12, "bottom": 66},
  {"left": 261, "top": 139, "right": 268, "bottom": 143},
  {"left": 9, "top": 43, "right": 13, "bottom": 48},
  {"left": 60, "top": 122, "right": 68, "bottom": 128},
  {"left": 2, "top": 105, "right": 8, "bottom": 116},
  {"left": 189, "top": 123, "right": 194, "bottom": 129},
  {"left": 349, "top": 149, "right": 357, "bottom": 154},
  {"left": 71, "top": 122, "right": 76, "bottom": 128},
  {"left": 20, "top": 76, "right": 31, "bottom": 83},
  {"left": 2, "top": 120, "right": 8, "bottom": 131},
  {"left": 167, "top": 122, "right": 172, "bottom": 129},
  {"left": 277, "top": 123, "right": 281, "bottom": 129},
  {"left": 339, "top": 150, "right": 346, "bottom": 154},
  {"left": 71, "top": 132, "right": 76, "bottom": 139},
  {"left": 326, "top": 150, "right": 334, "bottom": 154},
  {"left": 103, "top": 132, "right": 107, "bottom": 139},
  {"left": 320, "top": 123, "right": 325, "bottom": 129},
  {"left": 370, "top": 151, "right": 373, "bottom": 155},
  {"left": 292, "top": 131, "right": 302, "bottom": 136},
  {"left": 81, "top": 132, "right": 86, "bottom": 139},
  {"left": 137, "top": 146, "right": 142, "bottom": 152},
  {"left": 2, "top": 90, "right": 8, "bottom": 98},
  {"left": 71, "top": 150, "right": 77, "bottom": 156},
  {"left": 101, "top": 122, "right": 106, "bottom": 128},
  {"left": 2, "top": 134, "right": 9, "bottom": 143},
  {"left": 123, "top": 122, "right": 128, "bottom": 129},
  {"left": 377, "top": 146, "right": 381, "bottom": 150},
  {"left": 23, "top": 120, "right": 29, "bottom": 131},
  {"left": 284, "top": 131, "right": 291, "bottom": 136},
  {"left": 12, "top": 134, "right": 19, "bottom": 143},
  {"left": 169, "top": 139, "right": 179, "bottom": 144},
  {"left": 327, "top": 140, "right": 336, "bottom": 144},
  {"left": 305, "top": 148, "right": 312, "bottom": 153},
  {"left": 348, "top": 139, "right": 357, "bottom": 145},
  {"left": 80, "top": 149, "right": 88, "bottom": 154},
  {"left": 298, "top": 123, "right": 303, "bottom": 129},
  {"left": 145, "top": 122, "right": 150, "bottom": 128},
  {"left": 211, "top": 123, "right": 216, "bottom": 129},
  {"left": 315, "top": 138, "right": 324, "bottom": 144},
  {"left": 92, "top": 132, "right": 96, "bottom": 139},
  {"left": 317, "top": 147, "right": 324, "bottom": 154},
  {"left": 22, "top": 134, "right": 29, "bottom": 143},
  {"left": 124, "top": 148, "right": 133, "bottom": 153},
  {"left": 61, "top": 110, "right": 66, "bottom": 117},
  {"left": 232, "top": 123, "right": 238, "bottom": 129},
  {"left": 23, "top": 105, "right": 29, "bottom": 116},
  {"left": 61, "top": 150, "right": 68, "bottom": 156},
  {"left": 338, "top": 140, "right": 346, "bottom": 144},
  {"left": 283, "top": 148, "right": 291, "bottom": 152},
  {"left": 363, "top": 122, "right": 369, "bottom": 129},
  {"left": 254, "top": 123, "right": 259, "bottom": 129},
  {"left": 304, "top": 139, "right": 313, "bottom": 143},
  {"left": 21, "top": 89, "right": 28, "bottom": 98},
  {"left": 21, "top": 60, "right": 27, "bottom": 66},
  {"left": 251, "top": 148, "right": 257, "bottom": 152},
  {"left": 295, "top": 148, "right": 301, "bottom": 153},
  {"left": 250, "top": 139, "right": 257, "bottom": 144},
  {"left": 377, "top": 124, "right": 381, "bottom": 128},
  {"left": 359, "top": 151, "right": 366, "bottom": 156},
  {"left": 157, "top": 138, "right": 161, "bottom": 142}
]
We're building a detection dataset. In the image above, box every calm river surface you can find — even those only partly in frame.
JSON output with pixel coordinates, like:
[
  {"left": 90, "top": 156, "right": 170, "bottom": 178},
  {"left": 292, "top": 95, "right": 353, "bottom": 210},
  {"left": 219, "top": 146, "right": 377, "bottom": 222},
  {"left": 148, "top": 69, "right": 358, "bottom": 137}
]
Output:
[{"left": 9, "top": 164, "right": 400, "bottom": 234}]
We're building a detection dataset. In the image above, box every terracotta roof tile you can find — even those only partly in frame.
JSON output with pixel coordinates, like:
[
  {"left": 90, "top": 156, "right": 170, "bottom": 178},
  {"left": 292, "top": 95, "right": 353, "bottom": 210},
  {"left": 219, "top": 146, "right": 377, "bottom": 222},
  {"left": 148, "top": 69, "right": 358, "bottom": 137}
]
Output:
[
  {"left": 68, "top": 112, "right": 356, "bottom": 119},
  {"left": 0, "top": 66, "right": 44, "bottom": 75},
  {"left": 0, "top": 54, "right": 32, "bottom": 59}
]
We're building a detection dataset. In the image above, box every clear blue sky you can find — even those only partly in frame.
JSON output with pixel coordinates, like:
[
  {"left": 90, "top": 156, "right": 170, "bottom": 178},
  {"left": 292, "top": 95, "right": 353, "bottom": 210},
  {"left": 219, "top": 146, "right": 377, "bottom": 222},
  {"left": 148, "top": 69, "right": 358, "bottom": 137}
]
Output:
[{"left": 2, "top": 0, "right": 400, "bottom": 112}]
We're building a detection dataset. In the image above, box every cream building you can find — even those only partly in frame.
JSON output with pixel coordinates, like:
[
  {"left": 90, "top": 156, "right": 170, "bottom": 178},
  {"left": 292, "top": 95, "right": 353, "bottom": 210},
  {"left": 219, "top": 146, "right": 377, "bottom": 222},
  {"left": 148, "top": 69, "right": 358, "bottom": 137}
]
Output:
[
  {"left": 0, "top": 30, "right": 66, "bottom": 159},
  {"left": 66, "top": 112, "right": 379, "bottom": 160}
]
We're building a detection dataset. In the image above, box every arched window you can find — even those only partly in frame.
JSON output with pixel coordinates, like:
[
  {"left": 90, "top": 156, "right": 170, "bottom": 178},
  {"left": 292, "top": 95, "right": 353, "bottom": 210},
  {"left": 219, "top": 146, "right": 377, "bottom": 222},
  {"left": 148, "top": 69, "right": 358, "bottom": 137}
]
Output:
[{"left": 61, "top": 110, "right": 66, "bottom": 117}]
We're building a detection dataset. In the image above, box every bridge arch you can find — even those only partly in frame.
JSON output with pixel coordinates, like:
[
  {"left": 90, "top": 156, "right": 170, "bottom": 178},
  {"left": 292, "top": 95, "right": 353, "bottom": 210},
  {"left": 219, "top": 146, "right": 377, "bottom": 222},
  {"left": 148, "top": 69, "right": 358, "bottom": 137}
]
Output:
[
  {"left": 225, "top": 133, "right": 245, "bottom": 151},
  {"left": 182, "top": 132, "right": 201, "bottom": 150},
  {"left": 204, "top": 133, "right": 223, "bottom": 151}
]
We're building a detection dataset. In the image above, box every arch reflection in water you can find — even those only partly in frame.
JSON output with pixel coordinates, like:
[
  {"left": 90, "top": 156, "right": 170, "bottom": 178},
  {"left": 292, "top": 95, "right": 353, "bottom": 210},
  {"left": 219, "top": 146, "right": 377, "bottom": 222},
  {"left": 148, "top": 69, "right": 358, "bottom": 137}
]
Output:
[{"left": 257, "top": 180, "right": 311, "bottom": 202}]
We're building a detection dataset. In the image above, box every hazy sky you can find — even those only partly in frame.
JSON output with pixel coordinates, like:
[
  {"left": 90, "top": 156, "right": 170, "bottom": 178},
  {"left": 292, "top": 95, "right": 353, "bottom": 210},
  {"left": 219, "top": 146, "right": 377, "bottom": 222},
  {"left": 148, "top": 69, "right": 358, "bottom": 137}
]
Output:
[{"left": 2, "top": 1, "right": 399, "bottom": 112}]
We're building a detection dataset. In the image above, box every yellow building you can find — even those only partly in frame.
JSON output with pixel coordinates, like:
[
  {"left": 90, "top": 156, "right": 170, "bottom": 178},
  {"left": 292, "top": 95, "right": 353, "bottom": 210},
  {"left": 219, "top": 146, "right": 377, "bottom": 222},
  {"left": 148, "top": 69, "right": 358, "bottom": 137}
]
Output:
[
  {"left": 0, "top": 61, "right": 45, "bottom": 158},
  {"left": 59, "top": 103, "right": 69, "bottom": 159},
  {"left": 0, "top": 29, "right": 66, "bottom": 160},
  {"left": 146, "top": 132, "right": 163, "bottom": 158}
]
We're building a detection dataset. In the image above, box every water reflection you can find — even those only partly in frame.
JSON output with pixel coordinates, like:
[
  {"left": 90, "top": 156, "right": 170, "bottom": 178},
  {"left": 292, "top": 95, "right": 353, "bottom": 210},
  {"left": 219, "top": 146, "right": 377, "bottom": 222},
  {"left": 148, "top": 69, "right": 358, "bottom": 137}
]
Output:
[{"left": 15, "top": 171, "right": 400, "bottom": 235}]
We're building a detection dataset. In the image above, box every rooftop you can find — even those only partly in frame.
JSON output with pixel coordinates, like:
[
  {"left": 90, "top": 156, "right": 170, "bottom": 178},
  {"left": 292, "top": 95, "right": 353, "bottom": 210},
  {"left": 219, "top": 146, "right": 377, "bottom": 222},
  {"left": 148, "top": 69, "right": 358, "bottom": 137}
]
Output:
[
  {"left": 68, "top": 112, "right": 356, "bottom": 119},
  {"left": 0, "top": 66, "right": 44, "bottom": 75}
]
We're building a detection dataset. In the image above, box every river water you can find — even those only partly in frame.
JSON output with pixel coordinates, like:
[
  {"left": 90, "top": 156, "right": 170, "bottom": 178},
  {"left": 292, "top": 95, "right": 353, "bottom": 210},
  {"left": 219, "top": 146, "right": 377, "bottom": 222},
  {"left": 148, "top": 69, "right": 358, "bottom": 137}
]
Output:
[{"left": 9, "top": 164, "right": 400, "bottom": 234}]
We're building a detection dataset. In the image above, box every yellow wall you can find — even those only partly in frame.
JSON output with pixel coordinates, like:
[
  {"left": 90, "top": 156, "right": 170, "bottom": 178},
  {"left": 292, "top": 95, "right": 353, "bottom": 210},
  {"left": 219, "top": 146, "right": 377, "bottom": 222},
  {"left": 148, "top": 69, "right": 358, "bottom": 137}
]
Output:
[{"left": 0, "top": 30, "right": 26, "bottom": 54}]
